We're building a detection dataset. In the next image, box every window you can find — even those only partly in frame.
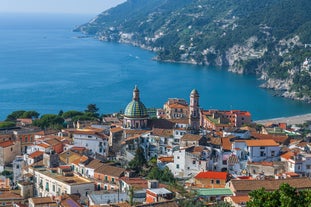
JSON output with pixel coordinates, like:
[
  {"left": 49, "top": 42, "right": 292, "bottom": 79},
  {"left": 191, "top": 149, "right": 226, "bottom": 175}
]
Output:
[
  {"left": 176, "top": 164, "right": 179, "bottom": 169},
  {"left": 223, "top": 160, "right": 227, "bottom": 165},
  {"left": 260, "top": 147, "right": 265, "bottom": 150},
  {"left": 271, "top": 151, "right": 275, "bottom": 157},
  {"left": 53, "top": 185, "right": 55, "bottom": 192},
  {"left": 192, "top": 160, "right": 196, "bottom": 165},
  {"left": 88, "top": 135, "right": 92, "bottom": 138},
  {"left": 216, "top": 180, "right": 220, "bottom": 184},
  {"left": 211, "top": 180, "right": 214, "bottom": 184},
  {"left": 105, "top": 176, "right": 108, "bottom": 181},
  {"left": 177, "top": 156, "right": 180, "bottom": 159},
  {"left": 112, "top": 177, "right": 115, "bottom": 183},
  {"left": 307, "top": 165, "right": 311, "bottom": 170},
  {"left": 260, "top": 151, "right": 265, "bottom": 157}
]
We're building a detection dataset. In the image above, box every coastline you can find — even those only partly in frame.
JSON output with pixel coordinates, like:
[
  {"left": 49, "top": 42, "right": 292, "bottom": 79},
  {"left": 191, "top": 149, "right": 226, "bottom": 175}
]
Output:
[{"left": 254, "top": 113, "right": 311, "bottom": 125}]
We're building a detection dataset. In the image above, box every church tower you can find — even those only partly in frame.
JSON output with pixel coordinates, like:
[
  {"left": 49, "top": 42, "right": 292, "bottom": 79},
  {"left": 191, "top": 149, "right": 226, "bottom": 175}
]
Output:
[{"left": 189, "top": 89, "right": 200, "bottom": 131}]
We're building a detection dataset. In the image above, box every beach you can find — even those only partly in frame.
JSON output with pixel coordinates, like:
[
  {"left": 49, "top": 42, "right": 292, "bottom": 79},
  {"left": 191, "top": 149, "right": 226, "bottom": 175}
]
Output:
[{"left": 255, "top": 113, "right": 311, "bottom": 125}]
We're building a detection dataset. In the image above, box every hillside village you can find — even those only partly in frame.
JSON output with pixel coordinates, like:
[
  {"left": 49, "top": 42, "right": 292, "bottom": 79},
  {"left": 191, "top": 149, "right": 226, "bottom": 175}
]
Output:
[{"left": 1, "top": 86, "right": 311, "bottom": 206}]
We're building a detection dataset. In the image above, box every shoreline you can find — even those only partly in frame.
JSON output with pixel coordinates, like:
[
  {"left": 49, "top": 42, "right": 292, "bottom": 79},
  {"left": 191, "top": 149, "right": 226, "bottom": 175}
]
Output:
[{"left": 254, "top": 113, "right": 311, "bottom": 125}]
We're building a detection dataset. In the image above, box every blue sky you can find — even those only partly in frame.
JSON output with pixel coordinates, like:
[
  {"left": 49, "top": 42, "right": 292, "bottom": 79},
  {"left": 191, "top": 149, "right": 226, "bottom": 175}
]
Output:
[{"left": 0, "top": 0, "right": 126, "bottom": 14}]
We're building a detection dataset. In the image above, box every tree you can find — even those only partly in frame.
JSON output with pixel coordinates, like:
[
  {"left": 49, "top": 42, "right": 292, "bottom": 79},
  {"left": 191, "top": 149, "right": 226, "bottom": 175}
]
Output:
[
  {"left": 85, "top": 104, "right": 99, "bottom": 118},
  {"left": 128, "top": 147, "right": 147, "bottom": 173},
  {"left": 33, "top": 114, "right": 64, "bottom": 130},
  {"left": 5, "top": 110, "right": 26, "bottom": 121},
  {"left": 0, "top": 121, "right": 15, "bottom": 129},
  {"left": 5, "top": 110, "right": 39, "bottom": 121},
  {"left": 247, "top": 183, "right": 311, "bottom": 207},
  {"left": 62, "top": 110, "right": 84, "bottom": 119},
  {"left": 20, "top": 110, "right": 39, "bottom": 119}
]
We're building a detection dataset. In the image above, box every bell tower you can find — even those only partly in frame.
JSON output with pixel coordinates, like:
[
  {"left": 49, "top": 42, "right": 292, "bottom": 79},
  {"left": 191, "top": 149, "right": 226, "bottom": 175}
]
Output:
[{"left": 189, "top": 89, "right": 200, "bottom": 131}]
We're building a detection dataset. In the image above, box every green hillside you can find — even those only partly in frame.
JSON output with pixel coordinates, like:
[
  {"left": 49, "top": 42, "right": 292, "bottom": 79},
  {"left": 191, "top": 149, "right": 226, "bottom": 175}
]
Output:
[{"left": 76, "top": 0, "right": 311, "bottom": 101}]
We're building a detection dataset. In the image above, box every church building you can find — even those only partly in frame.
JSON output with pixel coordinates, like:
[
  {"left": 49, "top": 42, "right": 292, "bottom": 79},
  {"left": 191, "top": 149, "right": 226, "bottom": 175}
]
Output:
[{"left": 123, "top": 86, "right": 149, "bottom": 129}]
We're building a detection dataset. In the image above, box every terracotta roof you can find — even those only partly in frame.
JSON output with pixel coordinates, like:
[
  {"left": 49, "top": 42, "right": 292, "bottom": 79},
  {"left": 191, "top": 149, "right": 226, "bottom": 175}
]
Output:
[
  {"left": 158, "top": 156, "right": 174, "bottom": 163},
  {"left": 110, "top": 127, "right": 123, "bottom": 133},
  {"left": 28, "top": 151, "right": 44, "bottom": 159},
  {"left": 181, "top": 134, "right": 202, "bottom": 141},
  {"left": 251, "top": 132, "right": 289, "bottom": 144},
  {"left": 221, "top": 137, "right": 232, "bottom": 151},
  {"left": 281, "top": 151, "right": 295, "bottom": 160},
  {"left": 72, "top": 155, "right": 89, "bottom": 165},
  {"left": 227, "top": 195, "right": 250, "bottom": 204},
  {"left": 0, "top": 191, "right": 23, "bottom": 200},
  {"left": 168, "top": 103, "right": 188, "bottom": 109},
  {"left": 0, "top": 141, "right": 14, "bottom": 148},
  {"left": 210, "top": 137, "right": 222, "bottom": 146},
  {"left": 70, "top": 146, "right": 86, "bottom": 151},
  {"left": 59, "top": 150, "right": 82, "bottom": 164},
  {"left": 169, "top": 119, "right": 189, "bottom": 124},
  {"left": 29, "top": 197, "right": 54, "bottom": 205},
  {"left": 245, "top": 139, "right": 279, "bottom": 147},
  {"left": 152, "top": 128, "right": 173, "bottom": 137},
  {"left": 86, "top": 159, "right": 104, "bottom": 169},
  {"left": 231, "top": 178, "right": 311, "bottom": 192},
  {"left": 95, "top": 164, "right": 126, "bottom": 177},
  {"left": 136, "top": 200, "right": 179, "bottom": 207},
  {"left": 37, "top": 143, "right": 50, "bottom": 148},
  {"left": 44, "top": 138, "right": 62, "bottom": 146},
  {"left": 195, "top": 171, "right": 228, "bottom": 180}
]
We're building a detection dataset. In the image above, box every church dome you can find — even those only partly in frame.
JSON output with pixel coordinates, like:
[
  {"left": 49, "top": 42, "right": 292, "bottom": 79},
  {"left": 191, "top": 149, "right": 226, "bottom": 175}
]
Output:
[
  {"left": 124, "top": 86, "right": 148, "bottom": 118},
  {"left": 124, "top": 100, "right": 148, "bottom": 118},
  {"left": 191, "top": 89, "right": 199, "bottom": 95}
]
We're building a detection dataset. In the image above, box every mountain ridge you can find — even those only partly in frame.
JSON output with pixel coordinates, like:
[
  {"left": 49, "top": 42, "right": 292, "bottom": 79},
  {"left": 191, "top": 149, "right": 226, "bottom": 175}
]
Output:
[{"left": 75, "top": 0, "right": 311, "bottom": 102}]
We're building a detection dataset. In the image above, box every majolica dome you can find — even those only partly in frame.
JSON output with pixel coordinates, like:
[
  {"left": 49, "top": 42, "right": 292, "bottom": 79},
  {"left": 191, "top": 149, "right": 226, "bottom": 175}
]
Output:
[
  {"left": 191, "top": 89, "right": 199, "bottom": 95},
  {"left": 124, "top": 86, "right": 148, "bottom": 118}
]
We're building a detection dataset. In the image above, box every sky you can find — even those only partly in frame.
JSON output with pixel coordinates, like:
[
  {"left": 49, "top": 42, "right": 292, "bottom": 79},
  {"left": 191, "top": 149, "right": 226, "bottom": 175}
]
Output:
[{"left": 0, "top": 0, "right": 126, "bottom": 14}]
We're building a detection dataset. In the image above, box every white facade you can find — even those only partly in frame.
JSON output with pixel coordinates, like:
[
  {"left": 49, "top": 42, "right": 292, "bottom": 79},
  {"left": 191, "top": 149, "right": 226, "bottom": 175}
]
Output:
[
  {"left": 73, "top": 132, "right": 109, "bottom": 157},
  {"left": 13, "top": 156, "right": 25, "bottom": 183},
  {"left": 282, "top": 153, "right": 311, "bottom": 176},
  {"left": 167, "top": 148, "right": 208, "bottom": 178},
  {"left": 223, "top": 129, "right": 250, "bottom": 139},
  {"left": 33, "top": 168, "right": 94, "bottom": 198},
  {"left": 247, "top": 145, "right": 280, "bottom": 162},
  {"left": 233, "top": 140, "right": 280, "bottom": 162}
]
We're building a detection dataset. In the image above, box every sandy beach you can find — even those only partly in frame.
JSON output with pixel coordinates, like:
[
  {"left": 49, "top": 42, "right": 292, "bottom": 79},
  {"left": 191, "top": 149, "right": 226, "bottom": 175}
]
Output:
[{"left": 255, "top": 113, "right": 311, "bottom": 125}]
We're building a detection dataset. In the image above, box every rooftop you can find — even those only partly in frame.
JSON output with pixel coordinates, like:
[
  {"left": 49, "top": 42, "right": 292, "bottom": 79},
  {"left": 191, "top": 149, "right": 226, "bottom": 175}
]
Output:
[
  {"left": 33, "top": 167, "right": 92, "bottom": 186},
  {"left": 195, "top": 171, "right": 228, "bottom": 180},
  {"left": 196, "top": 188, "right": 233, "bottom": 196}
]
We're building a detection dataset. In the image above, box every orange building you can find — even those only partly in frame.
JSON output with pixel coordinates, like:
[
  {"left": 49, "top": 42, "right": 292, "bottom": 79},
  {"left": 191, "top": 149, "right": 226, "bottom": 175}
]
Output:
[
  {"left": 94, "top": 164, "right": 125, "bottom": 191},
  {"left": 194, "top": 171, "right": 228, "bottom": 188}
]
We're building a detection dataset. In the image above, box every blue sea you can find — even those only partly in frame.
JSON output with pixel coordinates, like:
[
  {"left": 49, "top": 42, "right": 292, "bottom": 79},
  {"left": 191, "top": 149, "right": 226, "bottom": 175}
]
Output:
[{"left": 0, "top": 13, "right": 310, "bottom": 120}]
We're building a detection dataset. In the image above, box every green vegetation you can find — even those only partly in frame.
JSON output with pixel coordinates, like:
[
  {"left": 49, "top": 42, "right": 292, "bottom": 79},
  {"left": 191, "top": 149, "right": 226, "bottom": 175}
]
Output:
[
  {"left": 0, "top": 121, "right": 15, "bottom": 129},
  {"left": 76, "top": 0, "right": 311, "bottom": 99},
  {"left": 5, "top": 104, "right": 101, "bottom": 130},
  {"left": 247, "top": 183, "right": 311, "bottom": 207},
  {"left": 6, "top": 110, "right": 39, "bottom": 121}
]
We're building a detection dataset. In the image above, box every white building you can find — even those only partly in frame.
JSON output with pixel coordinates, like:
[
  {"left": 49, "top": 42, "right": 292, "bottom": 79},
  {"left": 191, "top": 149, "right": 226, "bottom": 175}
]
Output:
[
  {"left": 73, "top": 129, "right": 109, "bottom": 157},
  {"left": 31, "top": 166, "right": 94, "bottom": 198},
  {"left": 167, "top": 146, "right": 208, "bottom": 178},
  {"left": 233, "top": 140, "right": 280, "bottom": 162},
  {"left": 223, "top": 129, "right": 250, "bottom": 139},
  {"left": 281, "top": 151, "right": 311, "bottom": 176}
]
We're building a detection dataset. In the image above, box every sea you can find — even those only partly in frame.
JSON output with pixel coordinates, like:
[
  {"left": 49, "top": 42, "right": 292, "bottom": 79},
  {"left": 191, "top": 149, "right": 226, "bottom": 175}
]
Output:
[{"left": 0, "top": 13, "right": 310, "bottom": 121}]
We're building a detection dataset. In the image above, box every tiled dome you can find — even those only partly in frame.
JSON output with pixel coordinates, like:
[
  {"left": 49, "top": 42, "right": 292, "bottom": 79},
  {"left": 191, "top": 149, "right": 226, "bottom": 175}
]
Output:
[
  {"left": 124, "top": 100, "right": 148, "bottom": 118},
  {"left": 124, "top": 85, "right": 148, "bottom": 118}
]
